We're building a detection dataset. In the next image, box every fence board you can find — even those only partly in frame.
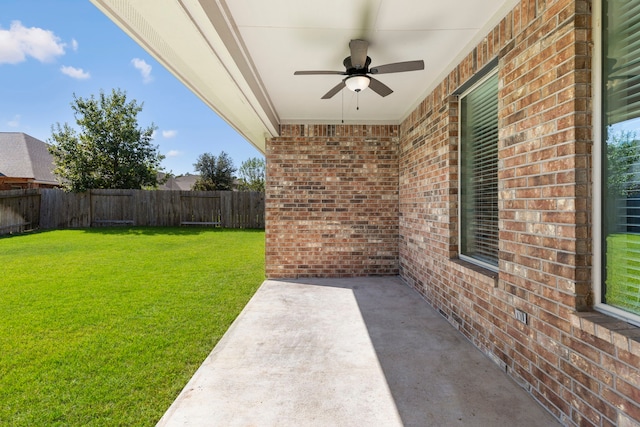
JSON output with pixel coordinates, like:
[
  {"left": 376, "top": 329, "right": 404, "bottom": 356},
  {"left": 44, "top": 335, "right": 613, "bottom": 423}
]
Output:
[
  {"left": 91, "top": 189, "right": 135, "bottom": 226},
  {"left": 180, "top": 191, "right": 221, "bottom": 225},
  {"left": 0, "top": 189, "right": 40, "bottom": 234},
  {"left": 39, "top": 189, "right": 90, "bottom": 229},
  {"left": 0, "top": 189, "right": 264, "bottom": 234}
]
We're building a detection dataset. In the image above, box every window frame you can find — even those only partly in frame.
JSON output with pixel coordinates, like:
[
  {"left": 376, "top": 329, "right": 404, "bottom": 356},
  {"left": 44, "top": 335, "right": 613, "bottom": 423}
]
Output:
[
  {"left": 458, "top": 68, "right": 500, "bottom": 273},
  {"left": 593, "top": 0, "right": 640, "bottom": 327}
]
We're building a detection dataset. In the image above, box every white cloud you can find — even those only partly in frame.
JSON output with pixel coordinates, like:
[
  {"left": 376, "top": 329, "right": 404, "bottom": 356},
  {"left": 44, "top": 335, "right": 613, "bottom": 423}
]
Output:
[
  {"left": 162, "top": 130, "right": 177, "bottom": 139},
  {"left": 0, "top": 20, "right": 65, "bottom": 64},
  {"left": 71, "top": 39, "right": 78, "bottom": 51},
  {"left": 7, "top": 114, "right": 21, "bottom": 127},
  {"left": 166, "top": 150, "right": 182, "bottom": 158},
  {"left": 60, "top": 65, "right": 90, "bottom": 79},
  {"left": 131, "top": 58, "right": 153, "bottom": 83}
]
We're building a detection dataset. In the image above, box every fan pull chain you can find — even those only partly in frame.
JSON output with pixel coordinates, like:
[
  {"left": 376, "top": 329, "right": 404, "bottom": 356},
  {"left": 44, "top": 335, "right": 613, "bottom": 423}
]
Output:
[
  {"left": 356, "top": 91, "right": 360, "bottom": 111},
  {"left": 341, "top": 88, "right": 344, "bottom": 123}
]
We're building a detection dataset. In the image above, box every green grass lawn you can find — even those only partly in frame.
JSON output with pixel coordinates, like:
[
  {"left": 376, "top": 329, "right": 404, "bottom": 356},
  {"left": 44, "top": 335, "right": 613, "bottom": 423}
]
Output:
[{"left": 0, "top": 227, "right": 265, "bottom": 426}]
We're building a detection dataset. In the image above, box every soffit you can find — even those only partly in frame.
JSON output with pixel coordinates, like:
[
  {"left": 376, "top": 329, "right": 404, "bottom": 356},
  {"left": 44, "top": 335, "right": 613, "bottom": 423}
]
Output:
[{"left": 90, "top": 0, "right": 518, "bottom": 153}]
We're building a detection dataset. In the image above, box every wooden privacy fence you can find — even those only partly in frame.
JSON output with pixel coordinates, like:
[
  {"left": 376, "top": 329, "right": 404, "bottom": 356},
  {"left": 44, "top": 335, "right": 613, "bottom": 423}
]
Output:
[
  {"left": 0, "top": 189, "right": 40, "bottom": 234},
  {"left": 0, "top": 189, "right": 264, "bottom": 235}
]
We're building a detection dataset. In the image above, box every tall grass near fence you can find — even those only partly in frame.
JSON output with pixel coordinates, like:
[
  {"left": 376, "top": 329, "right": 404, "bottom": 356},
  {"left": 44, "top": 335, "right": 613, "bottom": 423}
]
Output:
[{"left": 0, "top": 227, "right": 265, "bottom": 426}]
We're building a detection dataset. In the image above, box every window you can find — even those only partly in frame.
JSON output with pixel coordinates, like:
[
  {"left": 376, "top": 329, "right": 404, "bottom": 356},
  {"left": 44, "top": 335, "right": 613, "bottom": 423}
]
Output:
[
  {"left": 596, "top": 0, "right": 640, "bottom": 325},
  {"left": 459, "top": 70, "right": 499, "bottom": 271}
]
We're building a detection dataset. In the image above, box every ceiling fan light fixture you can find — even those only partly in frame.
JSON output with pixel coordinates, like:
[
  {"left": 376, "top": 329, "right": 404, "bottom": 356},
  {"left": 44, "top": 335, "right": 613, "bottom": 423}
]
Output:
[
  {"left": 345, "top": 75, "right": 370, "bottom": 92},
  {"left": 294, "top": 39, "right": 423, "bottom": 99}
]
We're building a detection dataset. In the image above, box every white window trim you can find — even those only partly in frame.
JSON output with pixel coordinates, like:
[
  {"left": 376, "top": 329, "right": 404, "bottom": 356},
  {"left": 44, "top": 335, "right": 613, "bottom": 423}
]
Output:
[
  {"left": 458, "top": 68, "right": 499, "bottom": 273},
  {"left": 592, "top": 0, "right": 640, "bottom": 328}
]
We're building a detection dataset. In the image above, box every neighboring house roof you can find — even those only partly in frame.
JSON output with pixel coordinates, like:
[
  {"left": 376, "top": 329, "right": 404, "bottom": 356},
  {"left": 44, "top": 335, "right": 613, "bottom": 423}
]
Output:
[
  {"left": 159, "top": 173, "right": 200, "bottom": 190},
  {"left": 0, "top": 132, "right": 59, "bottom": 185}
]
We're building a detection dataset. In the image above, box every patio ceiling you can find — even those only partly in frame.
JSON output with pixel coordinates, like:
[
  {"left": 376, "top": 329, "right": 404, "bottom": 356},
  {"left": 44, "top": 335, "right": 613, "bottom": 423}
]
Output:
[{"left": 90, "top": 0, "right": 518, "bottom": 154}]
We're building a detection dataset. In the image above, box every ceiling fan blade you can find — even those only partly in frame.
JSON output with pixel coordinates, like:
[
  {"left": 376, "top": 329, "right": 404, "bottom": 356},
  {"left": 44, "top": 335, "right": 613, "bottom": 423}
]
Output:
[
  {"left": 368, "top": 77, "right": 393, "bottom": 97},
  {"left": 294, "top": 70, "right": 345, "bottom": 75},
  {"left": 349, "top": 39, "right": 369, "bottom": 69},
  {"left": 369, "top": 60, "right": 425, "bottom": 74},
  {"left": 321, "top": 81, "right": 346, "bottom": 99}
]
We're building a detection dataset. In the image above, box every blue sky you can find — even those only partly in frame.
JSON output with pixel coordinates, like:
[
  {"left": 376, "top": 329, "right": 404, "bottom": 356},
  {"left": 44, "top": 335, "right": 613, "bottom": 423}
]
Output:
[{"left": 0, "top": 0, "right": 263, "bottom": 176}]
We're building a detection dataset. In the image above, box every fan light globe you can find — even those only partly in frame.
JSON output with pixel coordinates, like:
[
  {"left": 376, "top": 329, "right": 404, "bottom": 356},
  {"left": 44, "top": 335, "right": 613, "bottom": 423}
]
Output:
[{"left": 345, "top": 75, "right": 370, "bottom": 92}]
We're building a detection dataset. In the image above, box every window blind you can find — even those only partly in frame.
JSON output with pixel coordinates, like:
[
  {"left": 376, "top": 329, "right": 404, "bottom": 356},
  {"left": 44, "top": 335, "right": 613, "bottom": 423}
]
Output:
[
  {"left": 603, "top": 0, "right": 640, "bottom": 316},
  {"left": 605, "top": 0, "right": 640, "bottom": 125},
  {"left": 460, "top": 72, "right": 499, "bottom": 268}
]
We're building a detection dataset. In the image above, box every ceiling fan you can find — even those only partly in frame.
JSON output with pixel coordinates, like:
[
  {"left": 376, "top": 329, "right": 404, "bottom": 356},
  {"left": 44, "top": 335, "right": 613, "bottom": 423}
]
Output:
[{"left": 294, "top": 39, "right": 424, "bottom": 99}]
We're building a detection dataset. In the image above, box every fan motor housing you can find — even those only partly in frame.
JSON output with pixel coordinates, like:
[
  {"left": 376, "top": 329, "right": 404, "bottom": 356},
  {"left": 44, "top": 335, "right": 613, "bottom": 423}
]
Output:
[{"left": 343, "top": 56, "right": 372, "bottom": 75}]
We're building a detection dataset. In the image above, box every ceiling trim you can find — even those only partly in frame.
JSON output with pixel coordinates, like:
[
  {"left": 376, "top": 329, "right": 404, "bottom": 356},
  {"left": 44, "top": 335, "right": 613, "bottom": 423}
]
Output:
[
  {"left": 279, "top": 118, "right": 397, "bottom": 126},
  {"left": 90, "top": 0, "right": 278, "bottom": 154},
  {"left": 193, "top": 0, "right": 280, "bottom": 133}
]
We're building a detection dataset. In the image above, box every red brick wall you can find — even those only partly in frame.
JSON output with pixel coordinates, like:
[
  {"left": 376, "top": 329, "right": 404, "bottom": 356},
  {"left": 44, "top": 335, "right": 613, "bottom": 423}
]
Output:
[
  {"left": 264, "top": 1, "right": 639, "bottom": 425},
  {"left": 399, "top": 1, "right": 640, "bottom": 426},
  {"left": 265, "top": 124, "right": 399, "bottom": 278}
]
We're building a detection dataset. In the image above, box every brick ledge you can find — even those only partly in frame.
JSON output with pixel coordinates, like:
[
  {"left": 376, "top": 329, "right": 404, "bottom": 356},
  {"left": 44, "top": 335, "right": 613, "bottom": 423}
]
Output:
[
  {"left": 570, "top": 311, "right": 640, "bottom": 354},
  {"left": 449, "top": 258, "right": 499, "bottom": 287}
]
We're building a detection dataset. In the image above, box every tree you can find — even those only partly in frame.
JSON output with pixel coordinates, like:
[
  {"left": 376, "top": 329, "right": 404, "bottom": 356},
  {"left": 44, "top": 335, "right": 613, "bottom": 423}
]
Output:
[
  {"left": 193, "top": 151, "right": 236, "bottom": 190},
  {"left": 607, "top": 128, "right": 640, "bottom": 197},
  {"left": 237, "top": 157, "right": 265, "bottom": 192},
  {"left": 48, "top": 89, "right": 163, "bottom": 192}
]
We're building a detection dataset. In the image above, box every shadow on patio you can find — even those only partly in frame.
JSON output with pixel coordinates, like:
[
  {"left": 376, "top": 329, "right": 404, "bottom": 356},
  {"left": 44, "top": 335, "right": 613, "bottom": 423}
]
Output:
[{"left": 157, "top": 277, "right": 559, "bottom": 426}]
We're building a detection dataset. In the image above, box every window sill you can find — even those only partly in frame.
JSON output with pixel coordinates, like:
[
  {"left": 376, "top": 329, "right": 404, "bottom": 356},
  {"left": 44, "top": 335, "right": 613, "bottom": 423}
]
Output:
[
  {"left": 450, "top": 257, "right": 499, "bottom": 287},
  {"left": 571, "top": 310, "right": 640, "bottom": 354}
]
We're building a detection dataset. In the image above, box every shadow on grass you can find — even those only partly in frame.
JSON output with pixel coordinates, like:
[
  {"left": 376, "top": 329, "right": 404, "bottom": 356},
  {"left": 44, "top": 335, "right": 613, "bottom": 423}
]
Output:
[
  {"left": 81, "top": 226, "right": 265, "bottom": 236},
  {"left": 0, "top": 228, "right": 46, "bottom": 241},
  {"left": 0, "top": 226, "right": 265, "bottom": 240}
]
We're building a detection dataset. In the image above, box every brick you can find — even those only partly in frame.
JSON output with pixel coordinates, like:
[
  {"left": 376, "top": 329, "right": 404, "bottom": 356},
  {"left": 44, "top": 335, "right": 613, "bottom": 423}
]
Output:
[
  {"left": 573, "top": 382, "right": 619, "bottom": 422},
  {"left": 574, "top": 329, "right": 617, "bottom": 357},
  {"left": 602, "top": 388, "right": 640, "bottom": 424},
  {"left": 535, "top": 381, "right": 571, "bottom": 415},
  {"left": 616, "top": 378, "right": 640, "bottom": 406},
  {"left": 560, "top": 359, "right": 602, "bottom": 393},
  {"left": 617, "top": 347, "right": 640, "bottom": 370},
  {"left": 601, "top": 353, "right": 640, "bottom": 389}
]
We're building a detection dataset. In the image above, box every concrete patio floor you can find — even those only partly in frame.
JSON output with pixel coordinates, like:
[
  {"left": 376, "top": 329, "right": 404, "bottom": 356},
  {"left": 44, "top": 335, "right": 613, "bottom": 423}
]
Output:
[{"left": 157, "top": 277, "right": 560, "bottom": 426}]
